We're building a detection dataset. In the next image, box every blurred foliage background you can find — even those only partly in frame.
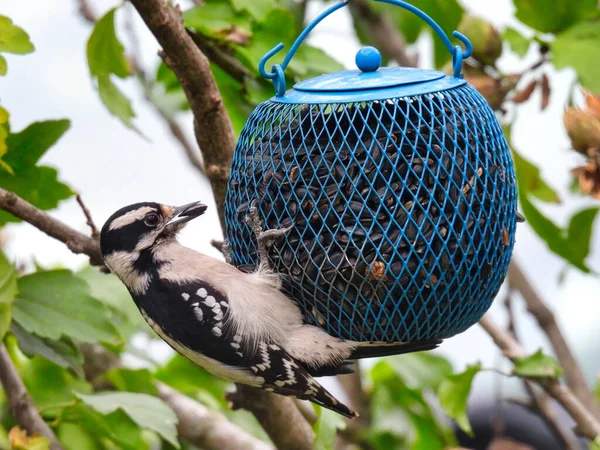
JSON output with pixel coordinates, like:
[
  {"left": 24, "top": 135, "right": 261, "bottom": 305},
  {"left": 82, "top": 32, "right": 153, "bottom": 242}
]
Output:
[{"left": 1, "top": 0, "right": 600, "bottom": 449}]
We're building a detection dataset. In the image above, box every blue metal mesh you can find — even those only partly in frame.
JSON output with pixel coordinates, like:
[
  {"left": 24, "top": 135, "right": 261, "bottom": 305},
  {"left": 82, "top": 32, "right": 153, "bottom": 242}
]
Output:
[{"left": 224, "top": 83, "right": 517, "bottom": 343}]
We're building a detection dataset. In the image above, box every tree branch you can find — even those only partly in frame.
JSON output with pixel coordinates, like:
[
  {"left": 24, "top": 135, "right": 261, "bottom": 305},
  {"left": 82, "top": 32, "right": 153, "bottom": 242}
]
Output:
[
  {"left": 0, "top": 344, "right": 64, "bottom": 450},
  {"left": 157, "top": 384, "right": 273, "bottom": 450},
  {"left": 349, "top": 0, "right": 418, "bottom": 68},
  {"left": 479, "top": 314, "right": 600, "bottom": 441},
  {"left": 227, "top": 385, "right": 315, "bottom": 450},
  {"left": 186, "top": 30, "right": 252, "bottom": 84},
  {"left": 504, "top": 292, "right": 580, "bottom": 449},
  {"left": 0, "top": 188, "right": 103, "bottom": 266},
  {"left": 129, "top": 0, "right": 236, "bottom": 226},
  {"left": 508, "top": 260, "right": 600, "bottom": 420}
]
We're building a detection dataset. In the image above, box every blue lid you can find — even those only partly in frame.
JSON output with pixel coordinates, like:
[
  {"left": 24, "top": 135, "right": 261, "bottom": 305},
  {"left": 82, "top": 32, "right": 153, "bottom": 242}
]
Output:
[
  {"left": 294, "top": 67, "right": 446, "bottom": 92},
  {"left": 294, "top": 47, "right": 446, "bottom": 93}
]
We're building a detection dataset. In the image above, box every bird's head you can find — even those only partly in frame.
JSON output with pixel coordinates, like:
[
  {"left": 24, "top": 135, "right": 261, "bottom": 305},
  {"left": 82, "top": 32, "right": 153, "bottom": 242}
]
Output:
[{"left": 100, "top": 201, "right": 207, "bottom": 289}]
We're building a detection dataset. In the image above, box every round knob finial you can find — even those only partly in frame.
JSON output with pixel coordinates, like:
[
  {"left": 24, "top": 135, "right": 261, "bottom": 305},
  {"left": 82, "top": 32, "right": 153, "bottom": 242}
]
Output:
[{"left": 355, "top": 46, "right": 382, "bottom": 73}]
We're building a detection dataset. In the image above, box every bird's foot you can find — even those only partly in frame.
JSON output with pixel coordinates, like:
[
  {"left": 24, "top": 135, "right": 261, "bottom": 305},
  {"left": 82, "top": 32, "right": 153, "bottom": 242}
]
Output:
[
  {"left": 221, "top": 239, "right": 234, "bottom": 265},
  {"left": 245, "top": 199, "right": 293, "bottom": 271}
]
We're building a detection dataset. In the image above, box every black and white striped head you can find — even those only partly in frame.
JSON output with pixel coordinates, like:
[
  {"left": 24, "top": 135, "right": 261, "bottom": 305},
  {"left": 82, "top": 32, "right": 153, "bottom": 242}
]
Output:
[{"left": 100, "top": 201, "right": 206, "bottom": 291}]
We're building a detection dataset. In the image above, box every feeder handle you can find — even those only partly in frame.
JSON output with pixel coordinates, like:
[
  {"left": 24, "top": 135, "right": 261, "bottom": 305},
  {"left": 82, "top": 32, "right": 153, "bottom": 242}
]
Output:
[{"left": 258, "top": 0, "right": 473, "bottom": 97}]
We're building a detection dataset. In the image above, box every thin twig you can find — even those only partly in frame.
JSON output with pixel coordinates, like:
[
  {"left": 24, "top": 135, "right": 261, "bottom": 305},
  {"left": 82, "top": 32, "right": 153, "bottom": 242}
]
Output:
[
  {"left": 129, "top": 0, "right": 236, "bottom": 226},
  {"left": 76, "top": 194, "right": 100, "bottom": 240},
  {"left": 505, "top": 289, "right": 580, "bottom": 449},
  {"left": 508, "top": 260, "right": 600, "bottom": 420},
  {"left": 187, "top": 30, "right": 252, "bottom": 84},
  {"left": 479, "top": 314, "right": 600, "bottom": 441},
  {"left": 76, "top": 0, "right": 95, "bottom": 23},
  {"left": 0, "top": 344, "right": 64, "bottom": 450}
]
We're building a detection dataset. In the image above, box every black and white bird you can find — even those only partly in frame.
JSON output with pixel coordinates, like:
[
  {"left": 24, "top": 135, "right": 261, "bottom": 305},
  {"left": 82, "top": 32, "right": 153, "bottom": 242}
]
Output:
[{"left": 100, "top": 201, "right": 441, "bottom": 417}]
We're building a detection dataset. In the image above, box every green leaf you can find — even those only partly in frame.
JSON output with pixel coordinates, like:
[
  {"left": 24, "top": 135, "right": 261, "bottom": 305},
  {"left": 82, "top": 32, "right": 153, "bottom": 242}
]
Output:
[
  {"left": 393, "top": 0, "right": 464, "bottom": 68},
  {"left": 596, "top": 376, "right": 600, "bottom": 405},
  {"left": 364, "top": 429, "right": 408, "bottom": 450},
  {"left": 183, "top": 0, "right": 252, "bottom": 36},
  {"left": 76, "top": 267, "right": 142, "bottom": 340},
  {"left": 13, "top": 270, "right": 121, "bottom": 345},
  {"left": 508, "top": 128, "right": 596, "bottom": 271},
  {"left": 0, "top": 54, "right": 7, "bottom": 75},
  {"left": 514, "top": 0, "right": 597, "bottom": 33},
  {"left": 566, "top": 207, "right": 600, "bottom": 262},
  {"left": 104, "top": 368, "right": 158, "bottom": 395},
  {"left": 63, "top": 404, "right": 147, "bottom": 450},
  {"left": 513, "top": 349, "right": 563, "bottom": 378},
  {"left": 437, "top": 363, "right": 481, "bottom": 436},
  {"left": 155, "top": 354, "right": 229, "bottom": 409},
  {"left": 0, "top": 15, "right": 35, "bottom": 54},
  {"left": 85, "top": 7, "right": 139, "bottom": 131},
  {"left": 592, "top": 437, "right": 600, "bottom": 450},
  {"left": 0, "top": 251, "right": 17, "bottom": 340},
  {"left": 86, "top": 8, "right": 129, "bottom": 78},
  {"left": 294, "top": 45, "right": 344, "bottom": 80},
  {"left": 75, "top": 392, "right": 179, "bottom": 448},
  {"left": 0, "top": 119, "right": 74, "bottom": 225},
  {"left": 0, "top": 166, "right": 74, "bottom": 225},
  {"left": 11, "top": 322, "right": 83, "bottom": 376},
  {"left": 554, "top": 21, "right": 600, "bottom": 94},
  {"left": 369, "top": 361, "right": 456, "bottom": 449},
  {"left": 386, "top": 352, "right": 453, "bottom": 390},
  {"left": 0, "top": 105, "right": 10, "bottom": 159},
  {"left": 230, "top": 0, "right": 280, "bottom": 21},
  {"left": 57, "top": 423, "right": 102, "bottom": 450},
  {"left": 313, "top": 406, "right": 346, "bottom": 450},
  {"left": 512, "top": 148, "right": 560, "bottom": 204},
  {"left": 97, "top": 74, "right": 138, "bottom": 131},
  {"left": 237, "top": 9, "right": 296, "bottom": 73},
  {"left": 3, "top": 119, "right": 70, "bottom": 170},
  {"left": 212, "top": 64, "right": 253, "bottom": 137},
  {"left": 21, "top": 357, "right": 92, "bottom": 411},
  {"left": 503, "top": 27, "right": 531, "bottom": 58}
]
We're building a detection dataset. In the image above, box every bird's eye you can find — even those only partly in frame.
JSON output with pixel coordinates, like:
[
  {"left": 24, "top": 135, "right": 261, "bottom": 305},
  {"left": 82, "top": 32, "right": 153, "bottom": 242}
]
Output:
[{"left": 144, "top": 213, "right": 160, "bottom": 227}]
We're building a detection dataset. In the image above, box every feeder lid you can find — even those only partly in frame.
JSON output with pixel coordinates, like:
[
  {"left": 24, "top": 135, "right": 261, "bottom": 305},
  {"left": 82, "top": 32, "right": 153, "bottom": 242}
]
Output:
[
  {"left": 294, "top": 47, "right": 445, "bottom": 93},
  {"left": 271, "top": 46, "right": 466, "bottom": 104}
]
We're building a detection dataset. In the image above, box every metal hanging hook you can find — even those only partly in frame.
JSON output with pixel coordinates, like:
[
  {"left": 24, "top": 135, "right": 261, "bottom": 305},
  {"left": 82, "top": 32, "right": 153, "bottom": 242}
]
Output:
[{"left": 258, "top": 0, "right": 473, "bottom": 96}]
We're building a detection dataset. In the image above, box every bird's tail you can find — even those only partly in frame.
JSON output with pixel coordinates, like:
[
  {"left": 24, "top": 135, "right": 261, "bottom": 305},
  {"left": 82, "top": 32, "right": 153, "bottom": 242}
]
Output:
[
  {"left": 286, "top": 377, "right": 357, "bottom": 418},
  {"left": 267, "top": 372, "right": 358, "bottom": 418},
  {"left": 350, "top": 338, "right": 442, "bottom": 359}
]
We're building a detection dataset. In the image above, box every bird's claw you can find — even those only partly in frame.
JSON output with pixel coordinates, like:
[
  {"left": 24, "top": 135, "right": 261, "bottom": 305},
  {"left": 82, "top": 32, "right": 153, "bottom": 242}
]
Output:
[{"left": 244, "top": 199, "right": 293, "bottom": 271}]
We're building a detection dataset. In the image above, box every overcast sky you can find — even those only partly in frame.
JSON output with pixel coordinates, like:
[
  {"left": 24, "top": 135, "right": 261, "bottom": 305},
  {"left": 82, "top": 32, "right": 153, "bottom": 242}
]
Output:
[{"left": 1, "top": 0, "right": 599, "bottom": 402}]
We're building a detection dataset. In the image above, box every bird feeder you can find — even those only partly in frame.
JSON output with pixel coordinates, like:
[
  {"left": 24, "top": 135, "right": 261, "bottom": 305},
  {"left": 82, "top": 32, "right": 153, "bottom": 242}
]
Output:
[{"left": 224, "top": 0, "right": 518, "bottom": 343}]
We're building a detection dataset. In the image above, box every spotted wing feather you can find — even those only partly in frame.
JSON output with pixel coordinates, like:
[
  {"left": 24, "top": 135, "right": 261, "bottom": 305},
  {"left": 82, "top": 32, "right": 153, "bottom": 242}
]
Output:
[{"left": 134, "top": 278, "right": 357, "bottom": 417}]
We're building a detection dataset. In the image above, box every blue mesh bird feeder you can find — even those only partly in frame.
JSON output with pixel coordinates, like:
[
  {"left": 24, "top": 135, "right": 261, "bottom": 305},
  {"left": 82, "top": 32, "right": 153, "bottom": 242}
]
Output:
[{"left": 224, "top": 0, "right": 518, "bottom": 344}]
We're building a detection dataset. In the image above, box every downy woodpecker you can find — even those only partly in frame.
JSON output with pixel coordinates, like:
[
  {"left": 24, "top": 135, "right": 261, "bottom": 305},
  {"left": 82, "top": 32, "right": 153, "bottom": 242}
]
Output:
[{"left": 100, "top": 201, "right": 440, "bottom": 417}]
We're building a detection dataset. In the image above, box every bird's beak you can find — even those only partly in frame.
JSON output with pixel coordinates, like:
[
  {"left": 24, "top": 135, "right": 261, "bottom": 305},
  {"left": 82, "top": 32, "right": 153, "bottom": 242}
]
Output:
[{"left": 164, "top": 201, "right": 207, "bottom": 231}]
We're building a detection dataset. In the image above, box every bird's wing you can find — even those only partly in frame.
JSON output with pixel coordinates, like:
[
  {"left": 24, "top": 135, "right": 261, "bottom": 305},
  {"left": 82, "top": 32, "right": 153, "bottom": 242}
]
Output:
[{"left": 138, "top": 278, "right": 357, "bottom": 418}]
